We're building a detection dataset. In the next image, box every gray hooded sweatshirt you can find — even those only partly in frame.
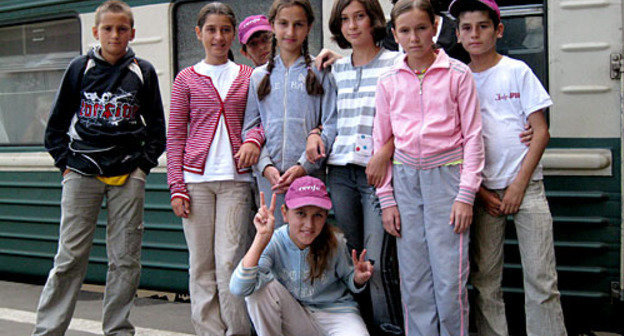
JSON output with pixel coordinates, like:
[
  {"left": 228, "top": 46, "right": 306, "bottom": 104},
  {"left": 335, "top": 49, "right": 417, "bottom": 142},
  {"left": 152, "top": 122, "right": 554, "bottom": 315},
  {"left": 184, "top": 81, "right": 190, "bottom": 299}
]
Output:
[{"left": 242, "top": 55, "right": 337, "bottom": 175}]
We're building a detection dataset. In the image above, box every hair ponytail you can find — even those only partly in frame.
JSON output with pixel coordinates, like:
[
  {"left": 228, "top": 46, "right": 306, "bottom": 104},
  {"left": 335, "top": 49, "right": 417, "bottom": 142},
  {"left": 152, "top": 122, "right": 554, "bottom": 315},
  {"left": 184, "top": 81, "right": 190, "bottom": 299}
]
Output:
[
  {"left": 257, "top": 35, "right": 278, "bottom": 101},
  {"left": 302, "top": 38, "right": 324, "bottom": 96}
]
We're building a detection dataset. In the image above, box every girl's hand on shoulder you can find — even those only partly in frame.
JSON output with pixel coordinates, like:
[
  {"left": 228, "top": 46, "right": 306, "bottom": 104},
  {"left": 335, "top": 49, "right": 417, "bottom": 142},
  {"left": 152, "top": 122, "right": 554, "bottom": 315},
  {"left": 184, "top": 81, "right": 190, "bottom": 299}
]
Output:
[
  {"left": 305, "top": 132, "right": 325, "bottom": 163},
  {"left": 273, "top": 165, "right": 306, "bottom": 193},
  {"left": 381, "top": 206, "right": 401, "bottom": 237},
  {"left": 352, "top": 249, "right": 374, "bottom": 287},
  {"left": 450, "top": 201, "right": 473, "bottom": 234},
  {"left": 263, "top": 165, "right": 281, "bottom": 187},
  {"left": 254, "top": 192, "right": 277, "bottom": 241},
  {"left": 235, "top": 142, "right": 260, "bottom": 168},
  {"left": 171, "top": 197, "right": 191, "bottom": 218},
  {"left": 314, "top": 48, "right": 342, "bottom": 70}
]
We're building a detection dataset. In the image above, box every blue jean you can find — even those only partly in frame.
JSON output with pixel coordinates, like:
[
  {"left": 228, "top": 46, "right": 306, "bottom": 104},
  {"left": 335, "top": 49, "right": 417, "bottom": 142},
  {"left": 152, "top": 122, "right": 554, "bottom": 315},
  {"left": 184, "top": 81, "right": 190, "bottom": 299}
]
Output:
[
  {"left": 256, "top": 175, "right": 287, "bottom": 228},
  {"left": 472, "top": 180, "right": 567, "bottom": 336},
  {"left": 327, "top": 164, "right": 392, "bottom": 329}
]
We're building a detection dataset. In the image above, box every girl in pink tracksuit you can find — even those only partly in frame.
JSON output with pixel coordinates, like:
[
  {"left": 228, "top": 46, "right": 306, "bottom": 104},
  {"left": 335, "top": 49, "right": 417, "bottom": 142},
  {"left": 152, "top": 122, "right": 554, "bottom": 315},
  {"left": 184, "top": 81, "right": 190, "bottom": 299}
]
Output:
[{"left": 372, "top": 0, "right": 484, "bottom": 335}]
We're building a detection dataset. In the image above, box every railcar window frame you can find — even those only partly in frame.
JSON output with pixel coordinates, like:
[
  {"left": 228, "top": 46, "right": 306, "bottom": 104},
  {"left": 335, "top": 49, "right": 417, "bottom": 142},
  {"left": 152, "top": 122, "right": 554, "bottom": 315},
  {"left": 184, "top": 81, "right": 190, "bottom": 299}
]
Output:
[
  {"left": 499, "top": 4, "right": 548, "bottom": 89},
  {"left": 0, "top": 15, "right": 81, "bottom": 146}
]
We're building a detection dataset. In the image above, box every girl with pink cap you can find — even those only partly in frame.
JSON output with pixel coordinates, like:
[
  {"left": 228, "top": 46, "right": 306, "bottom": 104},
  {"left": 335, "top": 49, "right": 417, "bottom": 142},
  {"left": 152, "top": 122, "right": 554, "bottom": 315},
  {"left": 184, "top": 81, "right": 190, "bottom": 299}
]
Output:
[{"left": 230, "top": 176, "right": 374, "bottom": 336}]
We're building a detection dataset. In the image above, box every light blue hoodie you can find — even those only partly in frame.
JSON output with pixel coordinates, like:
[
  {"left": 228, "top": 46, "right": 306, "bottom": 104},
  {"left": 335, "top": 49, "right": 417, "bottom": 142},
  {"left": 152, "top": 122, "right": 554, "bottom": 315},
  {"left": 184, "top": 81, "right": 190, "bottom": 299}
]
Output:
[
  {"left": 229, "top": 225, "right": 365, "bottom": 314},
  {"left": 242, "top": 55, "right": 337, "bottom": 175}
]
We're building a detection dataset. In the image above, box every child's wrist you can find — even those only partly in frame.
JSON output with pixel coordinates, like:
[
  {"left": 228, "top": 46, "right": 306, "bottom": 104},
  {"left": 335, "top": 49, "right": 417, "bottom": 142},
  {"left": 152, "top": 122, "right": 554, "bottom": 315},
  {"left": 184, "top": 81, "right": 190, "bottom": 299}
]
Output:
[{"left": 307, "top": 130, "right": 321, "bottom": 139}]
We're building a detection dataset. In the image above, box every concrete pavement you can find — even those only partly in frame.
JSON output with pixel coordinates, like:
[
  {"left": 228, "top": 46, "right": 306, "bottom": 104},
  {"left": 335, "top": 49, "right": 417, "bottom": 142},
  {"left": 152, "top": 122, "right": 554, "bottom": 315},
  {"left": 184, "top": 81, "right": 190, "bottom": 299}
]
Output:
[{"left": 0, "top": 280, "right": 194, "bottom": 336}]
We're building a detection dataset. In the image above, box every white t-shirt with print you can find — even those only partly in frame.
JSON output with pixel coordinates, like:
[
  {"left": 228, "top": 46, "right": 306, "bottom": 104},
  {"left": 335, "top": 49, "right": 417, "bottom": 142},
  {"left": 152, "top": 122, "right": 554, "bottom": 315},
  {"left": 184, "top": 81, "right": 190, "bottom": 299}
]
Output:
[
  {"left": 184, "top": 60, "right": 252, "bottom": 183},
  {"left": 473, "top": 56, "right": 552, "bottom": 190}
]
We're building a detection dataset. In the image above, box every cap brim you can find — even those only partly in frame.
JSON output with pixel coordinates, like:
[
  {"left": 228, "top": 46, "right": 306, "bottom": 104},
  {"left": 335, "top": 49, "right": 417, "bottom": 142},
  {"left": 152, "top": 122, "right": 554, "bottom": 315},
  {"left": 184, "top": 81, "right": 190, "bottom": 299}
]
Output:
[
  {"left": 285, "top": 197, "right": 332, "bottom": 210},
  {"left": 240, "top": 25, "right": 272, "bottom": 44}
]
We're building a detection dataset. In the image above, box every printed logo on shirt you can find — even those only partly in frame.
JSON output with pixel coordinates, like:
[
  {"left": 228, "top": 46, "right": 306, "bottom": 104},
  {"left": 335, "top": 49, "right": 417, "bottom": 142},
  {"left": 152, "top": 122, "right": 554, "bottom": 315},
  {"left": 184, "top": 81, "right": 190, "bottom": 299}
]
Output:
[
  {"left": 495, "top": 92, "right": 521, "bottom": 101},
  {"left": 79, "top": 90, "right": 140, "bottom": 125},
  {"left": 290, "top": 73, "right": 306, "bottom": 91}
]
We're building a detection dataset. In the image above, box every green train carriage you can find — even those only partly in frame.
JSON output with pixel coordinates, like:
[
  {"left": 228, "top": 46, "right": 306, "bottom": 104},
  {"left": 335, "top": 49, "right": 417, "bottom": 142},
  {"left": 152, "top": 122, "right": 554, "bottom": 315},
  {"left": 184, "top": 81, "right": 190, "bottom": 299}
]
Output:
[{"left": 0, "top": 0, "right": 621, "bottom": 334}]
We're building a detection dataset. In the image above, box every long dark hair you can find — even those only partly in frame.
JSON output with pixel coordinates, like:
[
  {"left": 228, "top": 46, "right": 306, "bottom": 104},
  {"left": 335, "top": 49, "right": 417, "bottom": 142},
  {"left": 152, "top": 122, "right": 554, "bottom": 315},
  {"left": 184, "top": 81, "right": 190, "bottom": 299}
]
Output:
[
  {"left": 307, "top": 220, "right": 339, "bottom": 284},
  {"left": 257, "top": 0, "right": 324, "bottom": 100}
]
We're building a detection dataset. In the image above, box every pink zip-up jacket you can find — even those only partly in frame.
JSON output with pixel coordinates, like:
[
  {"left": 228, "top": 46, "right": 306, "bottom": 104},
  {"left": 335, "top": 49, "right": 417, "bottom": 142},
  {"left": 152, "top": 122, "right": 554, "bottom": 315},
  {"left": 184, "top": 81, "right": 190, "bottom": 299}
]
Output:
[
  {"left": 167, "top": 65, "right": 258, "bottom": 201},
  {"left": 373, "top": 49, "right": 484, "bottom": 209}
]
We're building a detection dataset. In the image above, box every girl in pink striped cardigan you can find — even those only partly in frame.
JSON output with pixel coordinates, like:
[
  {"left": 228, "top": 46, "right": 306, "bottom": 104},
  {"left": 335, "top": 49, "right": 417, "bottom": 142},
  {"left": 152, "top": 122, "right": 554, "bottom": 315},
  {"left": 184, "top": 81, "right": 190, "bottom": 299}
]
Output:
[{"left": 165, "top": 3, "right": 258, "bottom": 335}]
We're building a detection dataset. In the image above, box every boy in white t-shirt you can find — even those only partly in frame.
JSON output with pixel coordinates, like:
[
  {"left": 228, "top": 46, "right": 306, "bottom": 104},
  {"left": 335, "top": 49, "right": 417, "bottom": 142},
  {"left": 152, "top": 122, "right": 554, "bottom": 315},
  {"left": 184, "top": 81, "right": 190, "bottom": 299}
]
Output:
[{"left": 450, "top": 0, "right": 568, "bottom": 335}]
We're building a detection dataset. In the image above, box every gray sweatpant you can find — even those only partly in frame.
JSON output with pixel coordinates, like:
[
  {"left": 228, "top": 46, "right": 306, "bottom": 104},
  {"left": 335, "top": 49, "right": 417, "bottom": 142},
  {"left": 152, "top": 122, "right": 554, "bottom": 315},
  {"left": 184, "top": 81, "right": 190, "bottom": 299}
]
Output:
[
  {"left": 33, "top": 170, "right": 145, "bottom": 336},
  {"left": 393, "top": 164, "right": 470, "bottom": 336}
]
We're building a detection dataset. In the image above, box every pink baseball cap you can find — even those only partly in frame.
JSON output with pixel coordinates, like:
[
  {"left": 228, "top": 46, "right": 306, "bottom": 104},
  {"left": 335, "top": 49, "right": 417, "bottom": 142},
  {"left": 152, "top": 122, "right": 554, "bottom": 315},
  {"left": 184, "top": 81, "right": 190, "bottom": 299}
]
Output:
[
  {"left": 285, "top": 176, "right": 332, "bottom": 210},
  {"left": 448, "top": 0, "right": 501, "bottom": 20},
  {"left": 238, "top": 15, "right": 272, "bottom": 45}
]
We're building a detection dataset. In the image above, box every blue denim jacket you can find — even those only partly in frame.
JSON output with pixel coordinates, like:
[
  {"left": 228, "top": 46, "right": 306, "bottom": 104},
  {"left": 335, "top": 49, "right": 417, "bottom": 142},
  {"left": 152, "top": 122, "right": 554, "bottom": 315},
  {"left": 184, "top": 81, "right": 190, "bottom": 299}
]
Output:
[
  {"left": 242, "top": 55, "right": 337, "bottom": 175},
  {"left": 229, "top": 225, "right": 365, "bottom": 314}
]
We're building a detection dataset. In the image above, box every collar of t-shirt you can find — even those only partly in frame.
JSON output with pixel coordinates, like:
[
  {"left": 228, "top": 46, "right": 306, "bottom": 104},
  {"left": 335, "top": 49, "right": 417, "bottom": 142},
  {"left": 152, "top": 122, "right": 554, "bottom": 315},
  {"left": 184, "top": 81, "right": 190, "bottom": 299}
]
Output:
[{"left": 193, "top": 60, "right": 239, "bottom": 99}]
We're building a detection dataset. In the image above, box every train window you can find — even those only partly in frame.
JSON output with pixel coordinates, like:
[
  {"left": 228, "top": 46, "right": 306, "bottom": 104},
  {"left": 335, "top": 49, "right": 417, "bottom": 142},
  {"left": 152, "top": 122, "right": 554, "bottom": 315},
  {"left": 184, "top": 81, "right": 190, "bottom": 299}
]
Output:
[
  {"left": 0, "top": 18, "right": 80, "bottom": 145},
  {"left": 498, "top": 5, "right": 547, "bottom": 86},
  {"left": 172, "top": 0, "right": 323, "bottom": 72}
]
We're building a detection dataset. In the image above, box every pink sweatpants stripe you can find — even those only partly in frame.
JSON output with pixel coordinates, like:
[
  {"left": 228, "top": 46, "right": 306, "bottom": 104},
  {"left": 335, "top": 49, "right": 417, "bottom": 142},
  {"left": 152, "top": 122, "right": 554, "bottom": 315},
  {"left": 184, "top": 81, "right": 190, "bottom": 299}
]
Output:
[
  {"left": 458, "top": 233, "right": 465, "bottom": 336},
  {"left": 399, "top": 273, "right": 408, "bottom": 335}
]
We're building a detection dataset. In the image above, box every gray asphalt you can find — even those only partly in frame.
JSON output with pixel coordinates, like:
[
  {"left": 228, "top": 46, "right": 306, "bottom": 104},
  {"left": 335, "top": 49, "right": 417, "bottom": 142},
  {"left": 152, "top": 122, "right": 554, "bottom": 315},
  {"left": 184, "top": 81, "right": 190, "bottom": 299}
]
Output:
[{"left": 0, "top": 280, "right": 194, "bottom": 336}]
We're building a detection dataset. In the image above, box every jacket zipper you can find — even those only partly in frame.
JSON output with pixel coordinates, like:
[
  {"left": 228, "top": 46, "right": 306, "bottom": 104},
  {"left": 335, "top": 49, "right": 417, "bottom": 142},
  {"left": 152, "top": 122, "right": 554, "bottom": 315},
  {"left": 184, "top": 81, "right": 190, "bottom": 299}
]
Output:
[
  {"left": 282, "top": 68, "right": 289, "bottom": 172},
  {"left": 418, "top": 73, "right": 424, "bottom": 167},
  {"left": 299, "top": 249, "right": 303, "bottom": 297}
]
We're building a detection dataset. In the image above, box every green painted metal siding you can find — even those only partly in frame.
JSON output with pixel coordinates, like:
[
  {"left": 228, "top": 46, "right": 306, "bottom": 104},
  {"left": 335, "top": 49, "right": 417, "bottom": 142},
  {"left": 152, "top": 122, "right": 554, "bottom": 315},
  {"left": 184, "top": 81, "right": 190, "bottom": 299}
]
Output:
[
  {"left": 501, "top": 138, "right": 622, "bottom": 332},
  {"left": 0, "top": 169, "right": 189, "bottom": 292}
]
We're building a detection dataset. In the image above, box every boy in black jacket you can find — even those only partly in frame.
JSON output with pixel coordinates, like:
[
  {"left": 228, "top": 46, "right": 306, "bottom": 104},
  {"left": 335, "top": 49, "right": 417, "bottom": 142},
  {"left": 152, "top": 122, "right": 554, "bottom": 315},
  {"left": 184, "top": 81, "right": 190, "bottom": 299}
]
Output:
[{"left": 33, "top": 1, "right": 165, "bottom": 335}]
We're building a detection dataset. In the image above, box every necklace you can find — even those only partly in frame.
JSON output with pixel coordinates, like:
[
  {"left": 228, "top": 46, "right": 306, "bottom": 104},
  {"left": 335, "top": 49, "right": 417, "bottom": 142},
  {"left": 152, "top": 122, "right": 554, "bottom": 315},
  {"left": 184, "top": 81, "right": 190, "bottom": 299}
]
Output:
[{"left": 414, "top": 66, "right": 429, "bottom": 75}]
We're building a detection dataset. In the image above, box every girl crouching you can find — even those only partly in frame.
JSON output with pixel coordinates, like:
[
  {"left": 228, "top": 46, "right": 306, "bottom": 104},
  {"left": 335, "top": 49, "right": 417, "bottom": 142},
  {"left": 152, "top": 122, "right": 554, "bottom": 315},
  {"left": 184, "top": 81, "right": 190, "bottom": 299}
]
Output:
[{"left": 230, "top": 176, "right": 373, "bottom": 336}]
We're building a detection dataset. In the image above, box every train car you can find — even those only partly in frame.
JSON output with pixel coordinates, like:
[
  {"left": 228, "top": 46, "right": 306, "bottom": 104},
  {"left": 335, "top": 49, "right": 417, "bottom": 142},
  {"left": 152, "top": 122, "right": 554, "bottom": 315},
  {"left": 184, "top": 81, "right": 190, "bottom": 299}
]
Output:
[{"left": 0, "top": 0, "right": 621, "bottom": 334}]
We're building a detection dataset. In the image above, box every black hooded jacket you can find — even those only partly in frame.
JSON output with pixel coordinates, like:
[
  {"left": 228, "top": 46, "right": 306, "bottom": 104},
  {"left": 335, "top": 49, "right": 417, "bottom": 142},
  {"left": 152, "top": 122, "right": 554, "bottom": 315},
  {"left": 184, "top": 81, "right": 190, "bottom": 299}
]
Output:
[{"left": 44, "top": 47, "right": 166, "bottom": 176}]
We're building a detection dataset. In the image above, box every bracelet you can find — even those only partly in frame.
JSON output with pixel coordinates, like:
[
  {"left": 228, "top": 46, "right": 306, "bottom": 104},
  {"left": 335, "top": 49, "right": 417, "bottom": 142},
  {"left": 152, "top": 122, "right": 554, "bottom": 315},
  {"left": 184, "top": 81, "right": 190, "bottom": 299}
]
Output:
[{"left": 307, "top": 131, "right": 321, "bottom": 139}]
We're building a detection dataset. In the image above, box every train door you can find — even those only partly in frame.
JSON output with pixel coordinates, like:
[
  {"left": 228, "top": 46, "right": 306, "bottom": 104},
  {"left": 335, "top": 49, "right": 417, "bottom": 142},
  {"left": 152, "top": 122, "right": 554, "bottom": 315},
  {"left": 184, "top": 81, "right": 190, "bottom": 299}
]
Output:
[{"left": 542, "top": 0, "right": 623, "bottom": 333}]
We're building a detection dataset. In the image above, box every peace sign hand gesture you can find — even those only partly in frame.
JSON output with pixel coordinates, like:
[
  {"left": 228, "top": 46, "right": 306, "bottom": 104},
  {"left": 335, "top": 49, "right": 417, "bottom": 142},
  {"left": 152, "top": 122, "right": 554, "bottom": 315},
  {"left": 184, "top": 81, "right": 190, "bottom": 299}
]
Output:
[
  {"left": 254, "top": 192, "right": 277, "bottom": 243},
  {"left": 352, "top": 249, "right": 374, "bottom": 287},
  {"left": 242, "top": 192, "right": 278, "bottom": 268}
]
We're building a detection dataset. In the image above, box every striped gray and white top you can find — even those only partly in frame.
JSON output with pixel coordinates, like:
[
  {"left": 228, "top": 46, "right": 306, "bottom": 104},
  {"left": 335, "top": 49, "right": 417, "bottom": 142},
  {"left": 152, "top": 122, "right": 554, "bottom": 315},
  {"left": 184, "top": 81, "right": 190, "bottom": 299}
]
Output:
[{"left": 327, "top": 48, "right": 401, "bottom": 167}]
